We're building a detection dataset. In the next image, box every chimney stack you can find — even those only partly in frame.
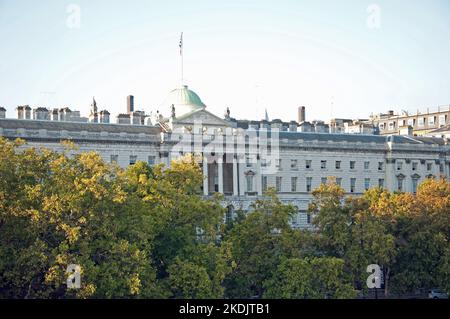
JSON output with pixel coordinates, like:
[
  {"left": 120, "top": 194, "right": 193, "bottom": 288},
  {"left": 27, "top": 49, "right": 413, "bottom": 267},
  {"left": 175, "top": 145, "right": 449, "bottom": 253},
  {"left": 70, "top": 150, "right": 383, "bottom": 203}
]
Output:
[
  {"left": 298, "top": 106, "right": 306, "bottom": 122},
  {"left": 127, "top": 95, "right": 134, "bottom": 113}
]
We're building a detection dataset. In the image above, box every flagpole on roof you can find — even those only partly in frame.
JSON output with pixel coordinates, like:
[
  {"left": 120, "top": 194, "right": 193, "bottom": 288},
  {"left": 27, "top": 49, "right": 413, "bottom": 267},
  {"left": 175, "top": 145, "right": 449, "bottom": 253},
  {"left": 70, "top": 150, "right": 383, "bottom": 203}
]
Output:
[{"left": 179, "top": 32, "right": 184, "bottom": 86}]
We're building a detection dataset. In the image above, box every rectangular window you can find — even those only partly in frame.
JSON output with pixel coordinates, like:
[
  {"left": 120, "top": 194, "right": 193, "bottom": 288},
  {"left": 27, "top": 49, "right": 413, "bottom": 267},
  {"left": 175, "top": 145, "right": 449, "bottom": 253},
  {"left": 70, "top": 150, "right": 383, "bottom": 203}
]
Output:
[
  {"left": 397, "top": 161, "right": 403, "bottom": 171},
  {"left": 291, "top": 177, "right": 297, "bottom": 192},
  {"left": 307, "top": 213, "right": 312, "bottom": 224},
  {"left": 321, "top": 160, "right": 327, "bottom": 169},
  {"left": 378, "top": 161, "right": 384, "bottom": 171},
  {"left": 246, "top": 175, "right": 253, "bottom": 192},
  {"left": 262, "top": 176, "right": 268, "bottom": 192},
  {"left": 412, "top": 162, "right": 418, "bottom": 171},
  {"left": 364, "top": 178, "right": 370, "bottom": 191},
  {"left": 407, "top": 118, "right": 414, "bottom": 126},
  {"left": 439, "top": 115, "right": 446, "bottom": 126},
  {"left": 275, "top": 159, "right": 282, "bottom": 170},
  {"left": 412, "top": 178, "right": 419, "bottom": 194},
  {"left": 261, "top": 159, "right": 267, "bottom": 167},
  {"left": 321, "top": 177, "right": 327, "bottom": 185},
  {"left": 388, "top": 122, "right": 395, "bottom": 130},
  {"left": 306, "top": 177, "right": 312, "bottom": 192},
  {"left": 129, "top": 155, "right": 137, "bottom": 165},
  {"left": 110, "top": 155, "right": 118, "bottom": 163},
  {"left": 427, "top": 162, "right": 432, "bottom": 171},
  {"left": 428, "top": 116, "right": 435, "bottom": 125},
  {"left": 418, "top": 118, "right": 424, "bottom": 127},
  {"left": 305, "top": 160, "right": 312, "bottom": 169},
  {"left": 397, "top": 178, "right": 403, "bottom": 192},
  {"left": 276, "top": 176, "right": 282, "bottom": 192},
  {"left": 364, "top": 161, "right": 370, "bottom": 170},
  {"left": 350, "top": 178, "right": 356, "bottom": 193},
  {"left": 350, "top": 161, "right": 356, "bottom": 170},
  {"left": 291, "top": 159, "right": 298, "bottom": 170},
  {"left": 148, "top": 155, "right": 156, "bottom": 166},
  {"left": 378, "top": 178, "right": 384, "bottom": 188},
  {"left": 336, "top": 178, "right": 342, "bottom": 187},
  {"left": 335, "top": 161, "right": 341, "bottom": 169}
]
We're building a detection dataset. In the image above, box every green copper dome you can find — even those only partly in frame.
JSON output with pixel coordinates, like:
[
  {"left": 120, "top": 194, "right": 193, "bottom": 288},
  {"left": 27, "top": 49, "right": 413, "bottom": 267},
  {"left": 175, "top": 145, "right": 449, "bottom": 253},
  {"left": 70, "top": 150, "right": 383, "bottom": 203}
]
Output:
[{"left": 163, "top": 85, "right": 206, "bottom": 117}]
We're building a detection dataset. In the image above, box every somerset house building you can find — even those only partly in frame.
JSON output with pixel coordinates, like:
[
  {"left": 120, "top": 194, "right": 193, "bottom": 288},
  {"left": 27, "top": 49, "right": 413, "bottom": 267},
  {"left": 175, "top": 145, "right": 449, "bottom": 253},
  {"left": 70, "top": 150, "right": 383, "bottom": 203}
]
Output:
[{"left": 1, "top": 85, "right": 450, "bottom": 229}]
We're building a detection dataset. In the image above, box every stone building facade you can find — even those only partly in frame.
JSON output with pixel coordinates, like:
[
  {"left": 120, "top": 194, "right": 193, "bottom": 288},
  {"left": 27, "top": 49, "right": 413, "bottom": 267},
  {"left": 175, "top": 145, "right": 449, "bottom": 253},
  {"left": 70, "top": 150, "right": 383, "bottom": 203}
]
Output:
[{"left": 1, "top": 86, "right": 450, "bottom": 229}]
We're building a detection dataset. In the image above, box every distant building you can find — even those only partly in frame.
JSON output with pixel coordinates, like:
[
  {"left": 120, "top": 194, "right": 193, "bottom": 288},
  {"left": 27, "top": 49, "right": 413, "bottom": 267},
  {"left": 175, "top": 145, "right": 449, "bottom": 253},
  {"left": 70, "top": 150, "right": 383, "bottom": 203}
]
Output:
[{"left": 368, "top": 106, "right": 450, "bottom": 136}]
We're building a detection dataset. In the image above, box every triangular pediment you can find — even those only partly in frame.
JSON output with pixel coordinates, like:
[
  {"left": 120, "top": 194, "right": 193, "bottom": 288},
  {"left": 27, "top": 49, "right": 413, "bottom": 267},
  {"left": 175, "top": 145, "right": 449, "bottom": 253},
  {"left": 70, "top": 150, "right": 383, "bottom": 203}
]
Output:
[{"left": 173, "top": 109, "right": 231, "bottom": 127}]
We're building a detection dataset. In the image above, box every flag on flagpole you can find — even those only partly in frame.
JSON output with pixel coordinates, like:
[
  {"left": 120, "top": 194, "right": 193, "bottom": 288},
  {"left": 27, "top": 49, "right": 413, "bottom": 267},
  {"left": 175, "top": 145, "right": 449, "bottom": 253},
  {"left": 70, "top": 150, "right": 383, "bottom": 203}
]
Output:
[{"left": 179, "top": 32, "right": 183, "bottom": 56}]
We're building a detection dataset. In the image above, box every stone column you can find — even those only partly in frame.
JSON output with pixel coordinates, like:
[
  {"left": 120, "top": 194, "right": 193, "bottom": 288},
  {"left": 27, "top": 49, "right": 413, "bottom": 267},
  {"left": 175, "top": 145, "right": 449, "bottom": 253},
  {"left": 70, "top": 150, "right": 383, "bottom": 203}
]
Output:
[
  {"left": 233, "top": 155, "right": 238, "bottom": 196},
  {"left": 256, "top": 155, "right": 262, "bottom": 196},
  {"left": 203, "top": 156, "right": 209, "bottom": 196},
  {"left": 385, "top": 158, "right": 396, "bottom": 192},
  {"left": 218, "top": 156, "right": 224, "bottom": 194}
]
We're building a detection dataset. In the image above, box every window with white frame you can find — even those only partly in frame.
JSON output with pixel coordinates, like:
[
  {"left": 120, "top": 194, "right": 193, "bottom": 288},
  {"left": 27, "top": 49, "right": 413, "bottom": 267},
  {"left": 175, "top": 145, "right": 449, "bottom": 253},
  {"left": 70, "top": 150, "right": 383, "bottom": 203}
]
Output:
[
  {"left": 305, "top": 160, "right": 312, "bottom": 169},
  {"left": 275, "top": 158, "right": 282, "bottom": 170},
  {"left": 397, "top": 176, "right": 404, "bottom": 192},
  {"left": 306, "top": 177, "right": 312, "bottom": 192},
  {"left": 276, "top": 176, "right": 282, "bottom": 192},
  {"left": 291, "top": 177, "right": 297, "bottom": 192},
  {"left": 388, "top": 122, "right": 395, "bottom": 130},
  {"left": 246, "top": 175, "right": 254, "bottom": 192},
  {"left": 291, "top": 159, "right": 298, "bottom": 170},
  {"left": 350, "top": 178, "right": 356, "bottom": 193},
  {"left": 262, "top": 176, "right": 268, "bottom": 192},
  {"left": 412, "top": 178, "right": 419, "bottom": 194},
  {"left": 364, "top": 178, "right": 370, "bottom": 190},
  {"left": 418, "top": 117, "right": 424, "bottom": 127}
]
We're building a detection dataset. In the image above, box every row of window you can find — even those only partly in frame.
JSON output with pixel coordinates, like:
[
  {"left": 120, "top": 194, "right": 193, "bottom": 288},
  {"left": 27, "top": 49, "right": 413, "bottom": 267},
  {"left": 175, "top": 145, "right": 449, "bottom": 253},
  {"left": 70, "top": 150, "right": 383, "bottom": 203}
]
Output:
[
  {"left": 257, "top": 176, "right": 385, "bottom": 193},
  {"left": 256, "top": 159, "right": 385, "bottom": 171},
  {"left": 110, "top": 155, "right": 156, "bottom": 165},
  {"left": 114, "top": 154, "right": 439, "bottom": 174},
  {"left": 397, "top": 161, "right": 439, "bottom": 172},
  {"left": 253, "top": 158, "right": 438, "bottom": 172},
  {"left": 380, "top": 114, "right": 448, "bottom": 130}
]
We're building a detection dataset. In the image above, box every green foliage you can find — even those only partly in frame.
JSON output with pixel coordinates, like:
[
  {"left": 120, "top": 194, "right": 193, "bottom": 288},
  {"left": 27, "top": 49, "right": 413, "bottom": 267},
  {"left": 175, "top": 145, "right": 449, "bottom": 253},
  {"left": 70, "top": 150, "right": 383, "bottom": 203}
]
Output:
[
  {"left": 222, "top": 188, "right": 302, "bottom": 298},
  {"left": 0, "top": 137, "right": 449, "bottom": 298},
  {"left": 264, "top": 257, "right": 356, "bottom": 299}
]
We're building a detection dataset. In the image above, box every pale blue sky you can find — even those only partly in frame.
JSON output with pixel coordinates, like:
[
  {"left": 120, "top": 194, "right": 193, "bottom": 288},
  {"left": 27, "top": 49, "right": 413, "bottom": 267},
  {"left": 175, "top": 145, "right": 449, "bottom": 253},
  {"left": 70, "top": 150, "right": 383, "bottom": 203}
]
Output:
[{"left": 1, "top": 0, "right": 449, "bottom": 122}]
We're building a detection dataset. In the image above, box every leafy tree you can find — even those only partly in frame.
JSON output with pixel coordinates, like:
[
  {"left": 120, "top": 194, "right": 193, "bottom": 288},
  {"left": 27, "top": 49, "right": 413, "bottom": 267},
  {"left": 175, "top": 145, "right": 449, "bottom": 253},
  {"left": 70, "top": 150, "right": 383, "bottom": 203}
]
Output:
[
  {"left": 264, "top": 257, "right": 356, "bottom": 299},
  {"left": 223, "top": 188, "right": 300, "bottom": 298},
  {"left": 388, "top": 178, "right": 450, "bottom": 294}
]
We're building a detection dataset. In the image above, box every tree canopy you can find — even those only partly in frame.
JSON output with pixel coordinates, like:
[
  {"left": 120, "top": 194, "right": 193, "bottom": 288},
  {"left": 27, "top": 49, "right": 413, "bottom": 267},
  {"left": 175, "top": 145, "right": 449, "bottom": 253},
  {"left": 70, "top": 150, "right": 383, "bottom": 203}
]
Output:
[{"left": 0, "top": 137, "right": 448, "bottom": 298}]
